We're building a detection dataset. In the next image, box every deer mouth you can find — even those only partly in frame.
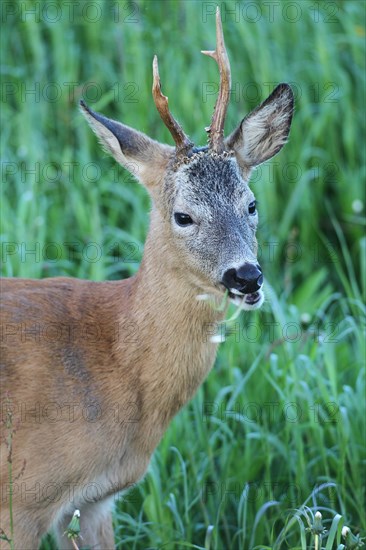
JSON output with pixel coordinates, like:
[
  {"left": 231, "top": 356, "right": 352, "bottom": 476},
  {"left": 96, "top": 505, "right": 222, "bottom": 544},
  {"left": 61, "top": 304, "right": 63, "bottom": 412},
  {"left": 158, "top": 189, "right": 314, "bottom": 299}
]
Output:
[{"left": 228, "top": 288, "right": 264, "bottom": 309}]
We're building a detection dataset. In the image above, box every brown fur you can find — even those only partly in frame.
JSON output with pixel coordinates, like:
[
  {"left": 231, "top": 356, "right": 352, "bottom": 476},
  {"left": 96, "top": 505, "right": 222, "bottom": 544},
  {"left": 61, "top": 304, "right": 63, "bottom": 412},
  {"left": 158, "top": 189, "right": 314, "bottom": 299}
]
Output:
[{"left": 0, "top": 209, "right": 225, "bottom": 548}]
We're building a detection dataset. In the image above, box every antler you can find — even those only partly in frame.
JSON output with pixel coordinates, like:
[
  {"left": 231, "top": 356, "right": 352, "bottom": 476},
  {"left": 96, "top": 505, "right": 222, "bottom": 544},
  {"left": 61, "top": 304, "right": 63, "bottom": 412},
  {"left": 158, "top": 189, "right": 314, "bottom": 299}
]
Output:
[
  {"left": 152, "top": 55, "right": 193, "bottom": 155},
  {"left": 202, "top": 7, "right": 231, "bottom": 154}
]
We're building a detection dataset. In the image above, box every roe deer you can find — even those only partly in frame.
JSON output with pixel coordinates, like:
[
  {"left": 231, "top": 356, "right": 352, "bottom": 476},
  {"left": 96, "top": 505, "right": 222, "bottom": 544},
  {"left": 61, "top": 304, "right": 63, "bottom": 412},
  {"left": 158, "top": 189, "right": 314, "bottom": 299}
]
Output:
[{"left": 0, "top": 8, "right": 294, "bottom": 549}]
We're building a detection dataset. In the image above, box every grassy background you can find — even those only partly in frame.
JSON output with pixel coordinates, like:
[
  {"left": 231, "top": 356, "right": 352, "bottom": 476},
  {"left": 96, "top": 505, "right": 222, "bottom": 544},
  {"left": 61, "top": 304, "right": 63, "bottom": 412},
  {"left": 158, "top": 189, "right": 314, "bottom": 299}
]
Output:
[{"left": 1, "top": 0, "right": 365, "bottom": 548}]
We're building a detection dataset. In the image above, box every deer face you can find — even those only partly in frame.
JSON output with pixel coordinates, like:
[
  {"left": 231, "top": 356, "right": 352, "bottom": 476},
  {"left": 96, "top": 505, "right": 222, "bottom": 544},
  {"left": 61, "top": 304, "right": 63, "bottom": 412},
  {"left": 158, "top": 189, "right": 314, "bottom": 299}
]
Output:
[{"left": 167, "top": 153, "right": 263, "bottom": 309}]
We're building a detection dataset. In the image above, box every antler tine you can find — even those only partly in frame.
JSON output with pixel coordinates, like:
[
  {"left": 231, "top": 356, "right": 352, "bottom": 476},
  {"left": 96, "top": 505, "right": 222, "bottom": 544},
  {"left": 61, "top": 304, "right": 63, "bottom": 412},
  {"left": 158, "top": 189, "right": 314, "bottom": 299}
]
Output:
[
  {"left": 152, "top": 55, "right": 193, "bottom": 155},
  {"left": 201, "top": 7, "right": 231, "bottom": 154}
]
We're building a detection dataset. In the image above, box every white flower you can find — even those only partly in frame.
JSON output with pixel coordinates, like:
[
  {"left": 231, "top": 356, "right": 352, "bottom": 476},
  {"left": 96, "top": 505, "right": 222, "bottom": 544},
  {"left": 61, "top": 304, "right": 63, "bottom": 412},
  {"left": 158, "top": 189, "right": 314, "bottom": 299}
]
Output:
[
  {"left": 301, "top": 312, "right": 311, "bottom": 324},
  {"left": 352, "top": 199, "right": 363, "bottom": 213},
  {"left": 196, "top": 294, "right": 210, "bottom": 301},
  {"left": 210, "top": 334, "right": 226, "bottom": 343}
]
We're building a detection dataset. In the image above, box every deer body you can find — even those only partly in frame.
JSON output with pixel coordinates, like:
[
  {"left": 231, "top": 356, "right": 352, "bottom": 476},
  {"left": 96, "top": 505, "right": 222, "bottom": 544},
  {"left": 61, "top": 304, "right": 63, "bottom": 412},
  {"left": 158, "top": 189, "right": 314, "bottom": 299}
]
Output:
[
  {"left": 1, "top": 10, "right": 293, "bottom": 549},
  {"left": 1, "top": 220, "right": 222, "bottom": 547}
]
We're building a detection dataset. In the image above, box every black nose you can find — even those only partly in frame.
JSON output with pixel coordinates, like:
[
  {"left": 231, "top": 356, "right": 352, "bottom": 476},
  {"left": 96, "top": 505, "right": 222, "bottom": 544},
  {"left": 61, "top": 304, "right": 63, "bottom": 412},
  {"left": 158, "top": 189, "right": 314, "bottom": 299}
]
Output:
[{"left": 222, "top": 263, "right": 263, "bottom": 294}]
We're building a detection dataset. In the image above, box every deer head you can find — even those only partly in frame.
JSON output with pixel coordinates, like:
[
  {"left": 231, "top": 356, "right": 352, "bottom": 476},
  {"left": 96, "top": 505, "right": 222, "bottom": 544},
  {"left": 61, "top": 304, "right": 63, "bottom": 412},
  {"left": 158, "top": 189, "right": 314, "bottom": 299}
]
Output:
[{"left": 80, "top": 8, "right": 294, "bottom": 311}]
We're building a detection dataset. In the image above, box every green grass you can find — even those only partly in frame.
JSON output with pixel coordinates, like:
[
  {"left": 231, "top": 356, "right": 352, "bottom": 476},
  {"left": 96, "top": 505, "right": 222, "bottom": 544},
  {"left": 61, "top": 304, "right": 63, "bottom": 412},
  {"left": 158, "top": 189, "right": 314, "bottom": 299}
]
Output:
[{"left": 1, "top": 0, "right": 365, "bottom": 548}]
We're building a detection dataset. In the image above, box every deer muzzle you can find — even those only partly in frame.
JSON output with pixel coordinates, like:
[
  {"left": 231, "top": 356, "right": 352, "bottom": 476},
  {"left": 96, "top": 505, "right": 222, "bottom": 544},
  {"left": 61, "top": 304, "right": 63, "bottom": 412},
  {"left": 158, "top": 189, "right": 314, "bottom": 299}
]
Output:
[{"left": 222, "top": 263, "right": 263, "bottom": 296}]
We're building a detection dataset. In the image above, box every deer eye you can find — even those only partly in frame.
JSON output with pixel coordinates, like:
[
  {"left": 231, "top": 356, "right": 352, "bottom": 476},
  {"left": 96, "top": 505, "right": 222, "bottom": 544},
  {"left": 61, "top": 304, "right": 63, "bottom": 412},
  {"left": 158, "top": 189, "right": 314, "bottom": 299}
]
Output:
[
  {"left": 248, "top": 201, "right": 257, "bottom": 215},
  {"left": 174, "top": 212, "right": 194, "bottom": 227}
]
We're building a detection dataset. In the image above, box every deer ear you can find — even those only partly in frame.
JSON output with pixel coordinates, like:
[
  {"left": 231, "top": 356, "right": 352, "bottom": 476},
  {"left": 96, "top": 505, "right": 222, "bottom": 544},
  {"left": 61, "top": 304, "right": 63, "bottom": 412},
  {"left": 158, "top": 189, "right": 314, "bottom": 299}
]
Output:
[
  {"left": 80, "top": 100, "right": 173, "bottom": 188},
  {"left": 226, "top": 84, "right": 294, "bottom": 173}
]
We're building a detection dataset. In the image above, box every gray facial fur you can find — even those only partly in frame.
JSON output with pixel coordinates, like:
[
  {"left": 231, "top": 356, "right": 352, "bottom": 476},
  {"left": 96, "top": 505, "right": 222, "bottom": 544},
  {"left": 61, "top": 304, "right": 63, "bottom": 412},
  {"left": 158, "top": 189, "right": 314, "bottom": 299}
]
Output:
[{"left": 165, "top": 152, "right": 258, "bottom": 290}]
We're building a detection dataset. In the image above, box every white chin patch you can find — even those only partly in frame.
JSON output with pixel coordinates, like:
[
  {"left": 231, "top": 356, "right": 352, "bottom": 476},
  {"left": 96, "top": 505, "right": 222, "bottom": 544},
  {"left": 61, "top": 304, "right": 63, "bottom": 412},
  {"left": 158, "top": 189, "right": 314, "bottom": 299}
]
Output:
[{"left": 229, "top": 289, "right": 264, "bottom": 311}]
